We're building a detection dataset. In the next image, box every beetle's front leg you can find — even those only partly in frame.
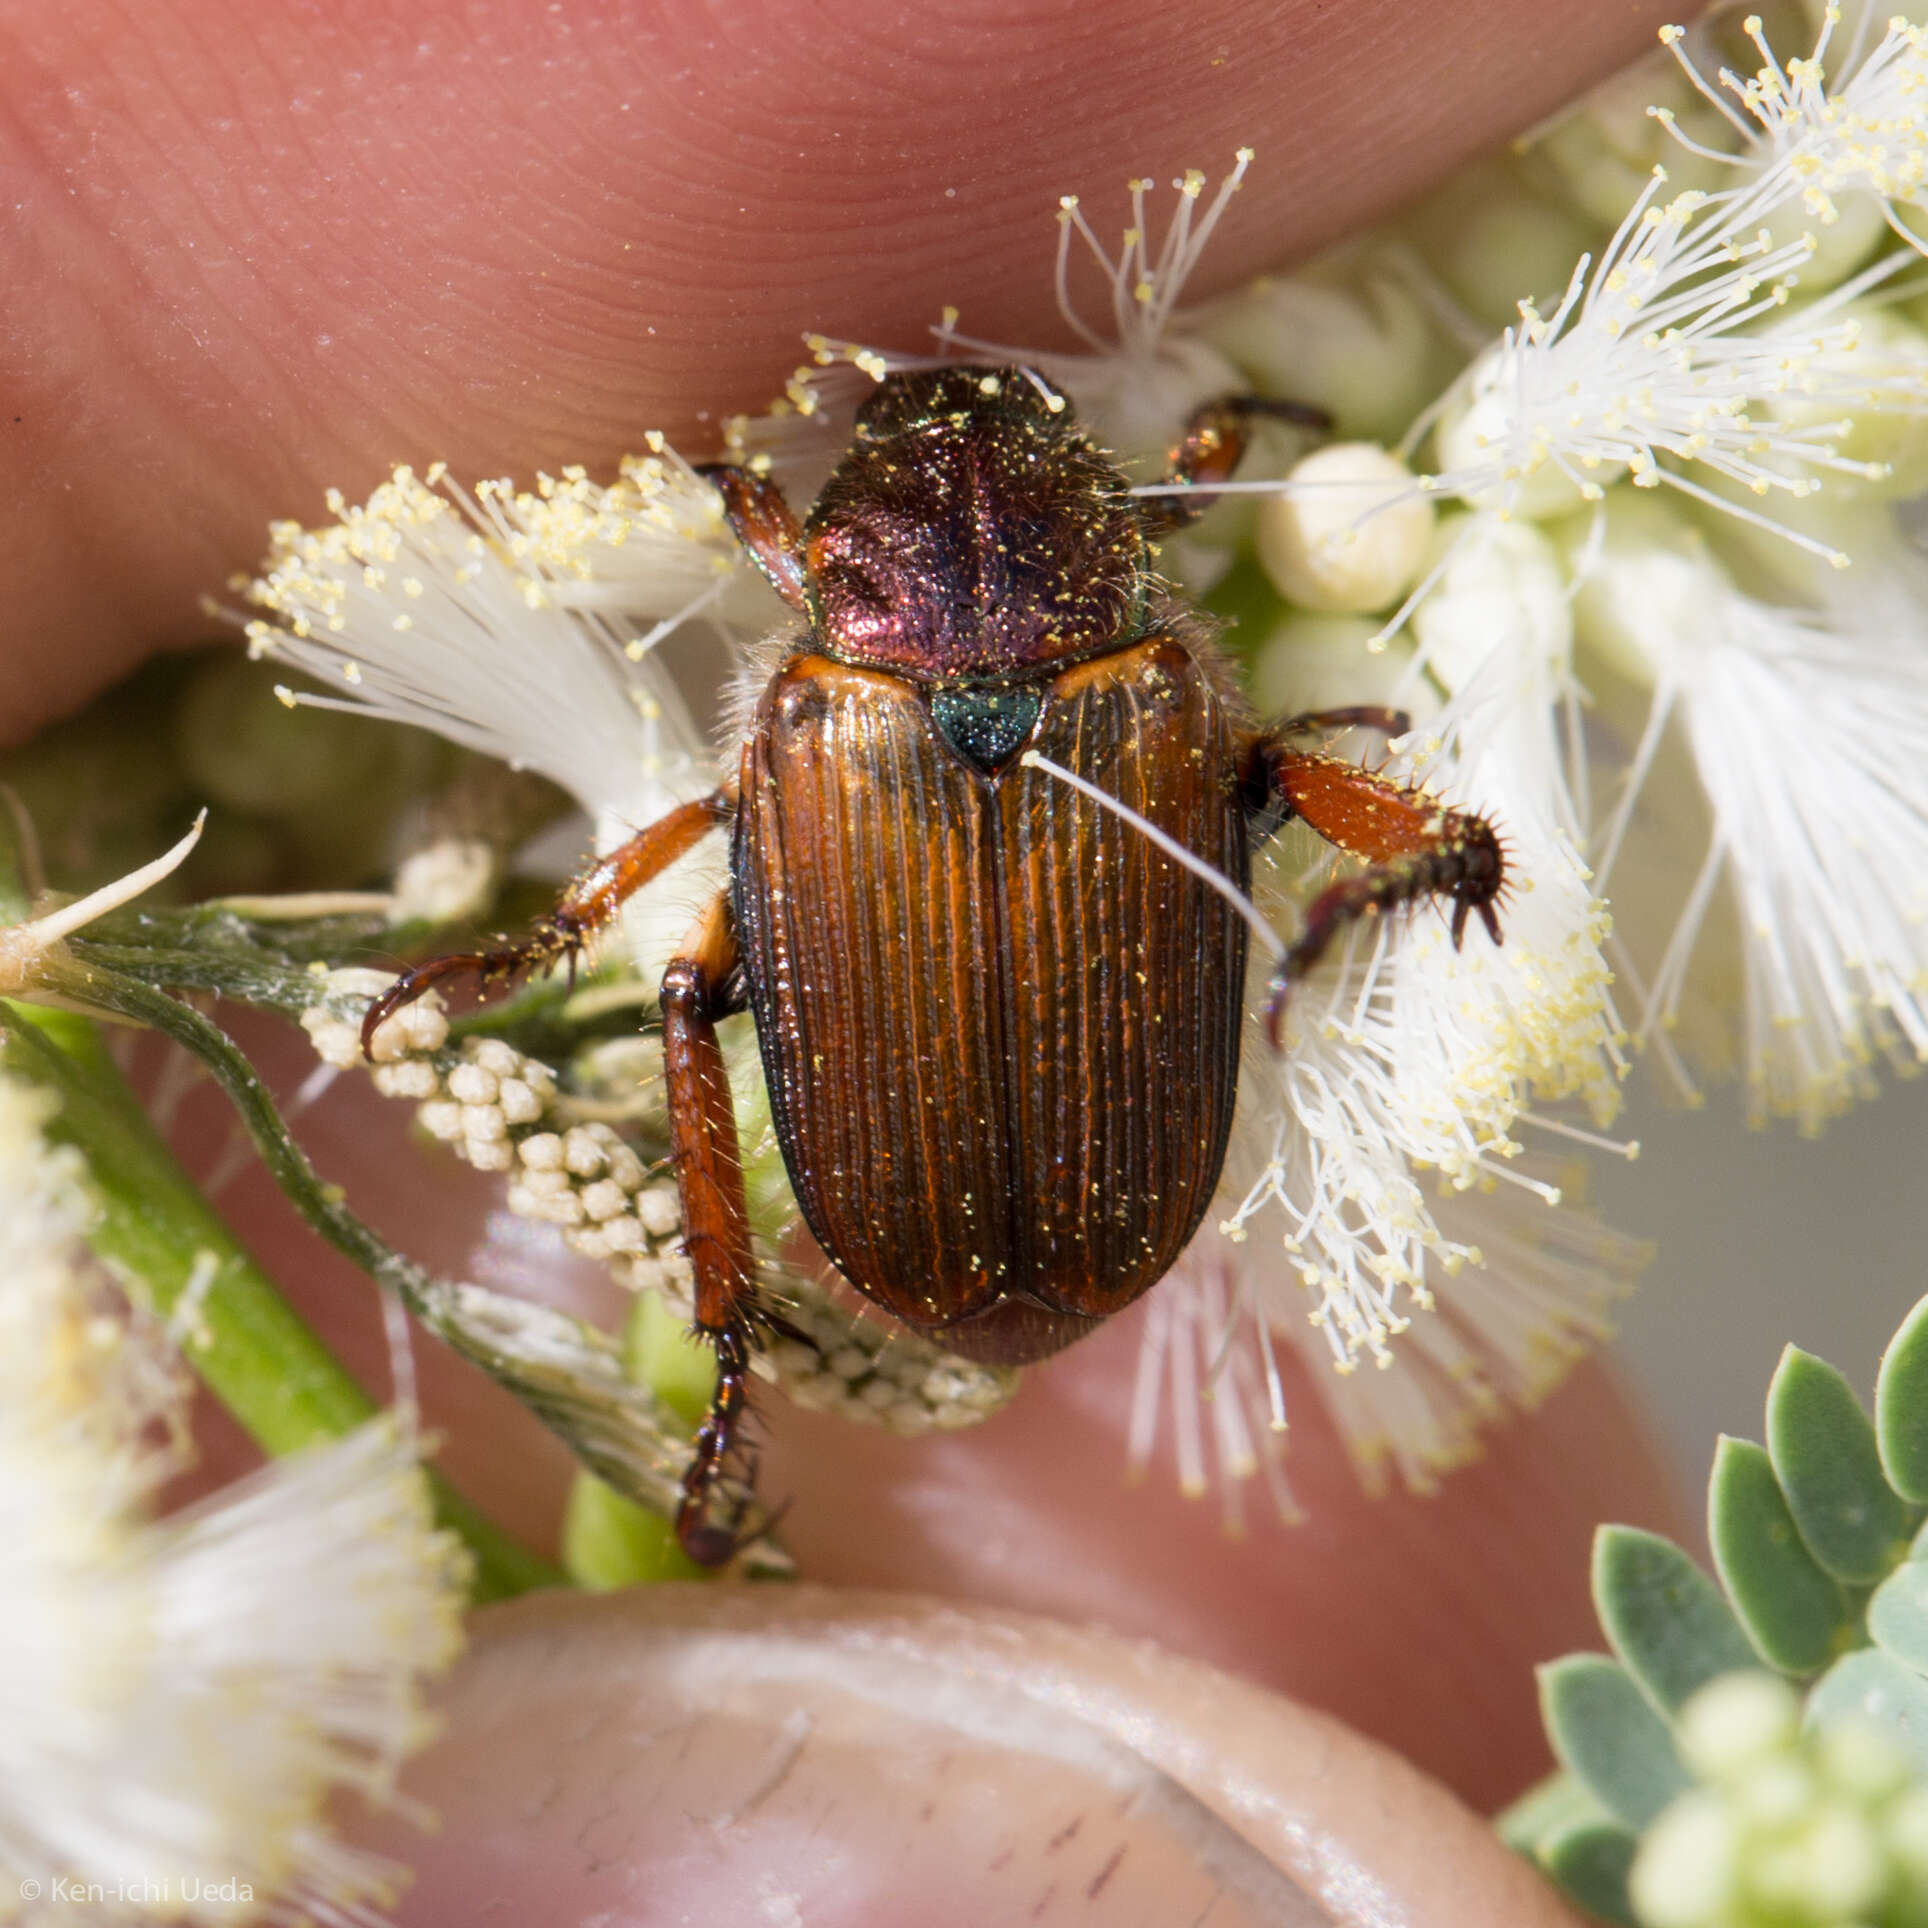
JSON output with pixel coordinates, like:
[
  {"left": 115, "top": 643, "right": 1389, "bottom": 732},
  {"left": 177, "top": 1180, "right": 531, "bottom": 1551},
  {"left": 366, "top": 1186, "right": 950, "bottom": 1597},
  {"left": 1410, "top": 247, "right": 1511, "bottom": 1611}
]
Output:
[
  {"left": 1140, "top": 394, "right": 1333, "bottom": 535},
  {"left": 359, "top": 788, "right": 734, "bottom": 1055},
  {"left": 696, "top": 462, "right": 809, "bottom": 612},
  {"left": 1242, "top": 735, "right": 1507, "bottom": 1047},
  {"left": 660, "top": 887, "right": 768, "bottom": 1567}
]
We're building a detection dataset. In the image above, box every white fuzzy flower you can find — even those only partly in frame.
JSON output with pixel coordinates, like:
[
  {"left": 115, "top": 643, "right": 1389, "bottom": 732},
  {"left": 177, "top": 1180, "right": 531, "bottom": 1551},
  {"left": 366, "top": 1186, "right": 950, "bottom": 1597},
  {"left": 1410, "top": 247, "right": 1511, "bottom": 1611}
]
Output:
[
  {"left": 1193, "top": 244, "right": 1455, "bottom": 444},
  {"left": 1192, "top": 508, "right": 1632, "bottom": 1490},
  {"left": 1125, "top": 1252, "right": 1302, "bottom": 1528},
  {"left": 1217, "top": 824, "right": 1626, "bottom": 1358},
  {"left": 0, "top": 1074, "right": 467, "bottom": 1924},
  {"left": 1138, "top": 1173, "right": 1641, "bottom": 1508},
  {"left": 239, "top": 455, "right": 776, "bottom": 976},
  {"left": 1573, "top": 492, "right": 1928, "bottom": 1130},
  {"left": 242, "top": 457, "right": 746, "bottom": 822},
  {"left": 1658, "top": 9, "right": 1928, "bottom": 277},
  {"left": 1426, "top": 158, "right": 1919, "bottom": 547}
]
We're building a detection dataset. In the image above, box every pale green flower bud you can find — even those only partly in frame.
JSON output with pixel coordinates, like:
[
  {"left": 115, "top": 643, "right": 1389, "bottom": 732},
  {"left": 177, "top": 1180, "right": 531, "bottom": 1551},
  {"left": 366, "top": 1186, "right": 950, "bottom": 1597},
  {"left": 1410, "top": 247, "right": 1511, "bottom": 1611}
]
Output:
[
  {"left": 1754, "top": 1799, "right": 1886, "bottom": 1917},
  {"left": 1399, "top": 156, "right": 1601, "bottom": 333},
  {"left": 1527, "top": 51, "right": 1740, "bottom": 227},
  {"left": 1433, "top": 356, "right": 1626, "bottom": 522},
  {"left": 1559, "top": 489, "right": 1730, "bottom": 691},
  {"left": 1194, "top": 252, "right": 1455, "bottom": 444},
  {"left": 1816, "top": 1719, "right": 1913, "bottom": 1805},
  {"left": 1255, "top": 442, "right": 1433, "bottom": 614},
  {"left": 1630, "top": 1789, "right": 1741, "bottom": 1928},
  {"left": 1246, "top": 611, "right": 1425, "bottom": 723},
  {"left": 176, "top": 651, "right": 403, "bottom": 819},
  {"left": 1677, "top": 1672, "right": 1804, "bottom": 1785},
  {"left": 1757, "top": 183, "right": 1889, "bottom": 295},
  {"left": 1886, "top": 1782, "right": 1928, "bottom": 1882},
  {"left": 1634, "top": 1674, "right": 1924, "bottom": 1928},
  {"left": 1766, "top": 301, "right": 1928, "bottom": 498}
]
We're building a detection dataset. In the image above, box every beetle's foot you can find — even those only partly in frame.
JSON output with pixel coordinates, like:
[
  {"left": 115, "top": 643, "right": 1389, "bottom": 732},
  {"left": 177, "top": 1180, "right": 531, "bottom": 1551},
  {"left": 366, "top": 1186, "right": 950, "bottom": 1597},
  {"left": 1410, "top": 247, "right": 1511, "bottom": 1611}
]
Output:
[
  {"left": 358, "top": 920, "right": 583, "bottom": 1059},
  {"left": 675, "top": 1473, "right": 764, "bottom": 1569},
  {"left": 1261, "top": 820, "right": 1507, "bottom": 1051},
  {"left": 675, "top": 1318, "right": 766, "bottom": 1568}
]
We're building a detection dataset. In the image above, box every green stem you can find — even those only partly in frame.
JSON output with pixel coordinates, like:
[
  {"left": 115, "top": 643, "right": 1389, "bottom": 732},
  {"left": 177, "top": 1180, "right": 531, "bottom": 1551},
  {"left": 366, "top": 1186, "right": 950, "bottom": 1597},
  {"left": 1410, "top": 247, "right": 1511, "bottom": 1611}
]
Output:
[
  {"left": 2, "top": 1000, "right": 559, "bottom": 1602},
  {"left": 67, "top": 932, "right": 646, "bottom": 1061}
]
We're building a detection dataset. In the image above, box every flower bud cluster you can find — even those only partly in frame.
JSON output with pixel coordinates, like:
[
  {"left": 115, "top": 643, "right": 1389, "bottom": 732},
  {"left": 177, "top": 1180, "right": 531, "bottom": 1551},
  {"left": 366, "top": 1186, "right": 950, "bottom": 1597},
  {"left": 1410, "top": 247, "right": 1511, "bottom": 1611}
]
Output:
[
  {"left": 767, "top": 1294, "right": 1017, "bottom": 1437},
  {"left": 1631, "top": 1672, "right": 1928, "bottom": 1928},
  {"left": 299, "top": 969, "right": 693, "bottom": 1306}
]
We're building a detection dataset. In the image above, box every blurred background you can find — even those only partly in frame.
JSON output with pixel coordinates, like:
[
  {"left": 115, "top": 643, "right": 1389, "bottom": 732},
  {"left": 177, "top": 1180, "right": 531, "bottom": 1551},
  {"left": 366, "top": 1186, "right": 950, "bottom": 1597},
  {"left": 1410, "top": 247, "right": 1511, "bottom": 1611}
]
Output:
[{"left": 1597, "top": 1073, "right": 1928, "bottom": 1527}]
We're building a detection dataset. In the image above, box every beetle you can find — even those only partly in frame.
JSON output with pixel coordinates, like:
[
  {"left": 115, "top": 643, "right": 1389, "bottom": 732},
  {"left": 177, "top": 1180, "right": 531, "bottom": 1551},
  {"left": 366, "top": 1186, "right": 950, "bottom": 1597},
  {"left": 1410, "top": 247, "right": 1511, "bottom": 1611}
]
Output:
[{"left": 363, "top": 366, "right": 1505, "bottom": 1564}]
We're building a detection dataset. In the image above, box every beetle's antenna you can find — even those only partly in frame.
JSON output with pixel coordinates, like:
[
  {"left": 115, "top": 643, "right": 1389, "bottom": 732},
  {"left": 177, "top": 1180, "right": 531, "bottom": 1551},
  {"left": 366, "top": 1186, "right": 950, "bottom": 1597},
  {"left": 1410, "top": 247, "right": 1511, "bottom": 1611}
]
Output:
[{"left": 1018, "top": 751, "right": 1285, "bottom": 962}]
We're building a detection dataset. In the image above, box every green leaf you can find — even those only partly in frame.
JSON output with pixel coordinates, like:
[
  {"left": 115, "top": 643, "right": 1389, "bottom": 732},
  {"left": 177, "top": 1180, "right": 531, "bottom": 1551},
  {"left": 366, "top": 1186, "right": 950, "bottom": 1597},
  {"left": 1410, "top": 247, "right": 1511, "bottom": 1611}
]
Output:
[
  {"left": 1538, "top": 1818, "right": 1638, "bottom": 1928},
  {"left": 1868, "top": 1556, "right": 1928, "bottom": 1675},
  {"left": 1593, "top": 1525, "right": 1758, "bottom": 1714},
  {"left": 1807, "top": 1648, "right": 1928, "bottom": 1774},
  {"left": 1540, "top": 1655, "right": 1692, "bottom": 1830},
  {"left": 1708, "top": 1435, "right": 1854, "bottom": 1676},
  {"left": 1496, "top": 1771, "right": 1614, "bottom": 1859},
  {"left": 1767, "top": 1344, "right": 1917, "bottom": 1584},
  {"left": 1878, "top": 1296, "right": 1928, "bottom": 1502}
]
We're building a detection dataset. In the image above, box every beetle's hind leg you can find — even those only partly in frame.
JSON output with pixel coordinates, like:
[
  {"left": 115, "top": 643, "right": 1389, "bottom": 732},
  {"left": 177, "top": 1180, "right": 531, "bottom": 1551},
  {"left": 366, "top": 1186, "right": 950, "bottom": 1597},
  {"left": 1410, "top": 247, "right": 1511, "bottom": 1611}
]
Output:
[
  {"left": 1242, "top": 736, "right": 1506, "bottom": 1047},
  {"left": 358, "top": 788, "right": 733, "bottom": 1057},
  {"left": 661, "top": 887, "right": 771, "bottom": 1567}
]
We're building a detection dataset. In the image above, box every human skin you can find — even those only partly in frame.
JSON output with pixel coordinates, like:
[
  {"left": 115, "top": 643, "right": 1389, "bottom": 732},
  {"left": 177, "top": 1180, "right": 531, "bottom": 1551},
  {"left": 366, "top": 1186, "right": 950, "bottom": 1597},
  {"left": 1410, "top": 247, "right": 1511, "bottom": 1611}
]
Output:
[{"left": 8, "top": 0, "right": 1686, "bottom": 1915}]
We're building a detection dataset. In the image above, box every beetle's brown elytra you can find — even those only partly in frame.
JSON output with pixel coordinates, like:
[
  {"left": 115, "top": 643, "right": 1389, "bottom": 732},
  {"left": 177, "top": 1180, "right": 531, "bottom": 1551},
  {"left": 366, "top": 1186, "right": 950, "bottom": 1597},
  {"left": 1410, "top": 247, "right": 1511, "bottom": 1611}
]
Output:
[
  {"left": 734, "top": 636, "right": 1246, "bottom": 1365},
  {"left": 365, "top": 366, "right": 1510, "bottom": 1563}
]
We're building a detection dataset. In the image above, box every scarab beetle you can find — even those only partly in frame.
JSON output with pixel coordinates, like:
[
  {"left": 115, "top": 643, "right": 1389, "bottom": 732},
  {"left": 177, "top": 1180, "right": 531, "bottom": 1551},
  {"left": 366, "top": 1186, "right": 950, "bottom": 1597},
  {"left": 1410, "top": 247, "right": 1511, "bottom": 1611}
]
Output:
[{"left": 364, "top": 366, "right": 1505, "bottom": 1563}]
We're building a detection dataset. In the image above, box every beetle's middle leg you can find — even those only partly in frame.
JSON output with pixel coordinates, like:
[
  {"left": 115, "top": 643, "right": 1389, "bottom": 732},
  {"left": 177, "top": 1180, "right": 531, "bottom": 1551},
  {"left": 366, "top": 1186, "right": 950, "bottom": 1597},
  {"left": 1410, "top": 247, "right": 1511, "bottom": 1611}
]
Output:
[
  {"left": 359, "top": 788, "right": 734, "bottom": 1055},
  {"left": 660, "top": 887, "right": 768, "bottom": 1568},
  {"left": 1242, "top": 736, "right": 1507, "bottom": 1045}
]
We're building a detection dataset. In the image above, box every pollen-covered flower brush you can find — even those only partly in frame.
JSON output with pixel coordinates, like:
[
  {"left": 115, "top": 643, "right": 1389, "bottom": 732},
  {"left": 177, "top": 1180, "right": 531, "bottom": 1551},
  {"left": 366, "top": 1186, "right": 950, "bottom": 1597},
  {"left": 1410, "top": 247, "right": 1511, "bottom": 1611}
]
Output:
[{"left": 0, "top": 1066, "right": 467, "bottom": 1925}]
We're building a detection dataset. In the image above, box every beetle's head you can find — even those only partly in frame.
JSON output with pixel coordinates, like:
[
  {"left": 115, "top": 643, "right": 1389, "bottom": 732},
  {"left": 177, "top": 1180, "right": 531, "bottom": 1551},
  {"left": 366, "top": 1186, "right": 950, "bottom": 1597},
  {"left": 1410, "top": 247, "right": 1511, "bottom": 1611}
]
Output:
[{"left": 801, "top": 367, "right": 1149, "bottom": 681}]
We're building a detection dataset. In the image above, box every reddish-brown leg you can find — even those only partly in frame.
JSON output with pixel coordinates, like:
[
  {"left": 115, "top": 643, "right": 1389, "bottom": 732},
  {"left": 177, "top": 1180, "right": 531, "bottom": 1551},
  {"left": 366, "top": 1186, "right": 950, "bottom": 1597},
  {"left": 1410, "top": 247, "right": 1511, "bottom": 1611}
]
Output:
[
  {"left": 1243, "top": 740, "right": 1506, "bottom": 1046},
  {"left": 696, "top": 462, "right": 809, "bottom": 611},
  {"left": 1275, "top": 704, "right": 1411, "bottom": 741},
  {"left": 660, "top": 888, "right": 765, "bottom": 1567},
  {"left": 358, "top": 788, "right": 734, "bottom": 1055},
  {"left": 1140, "top": 394, "right": 1333, "bottom": 536}
]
